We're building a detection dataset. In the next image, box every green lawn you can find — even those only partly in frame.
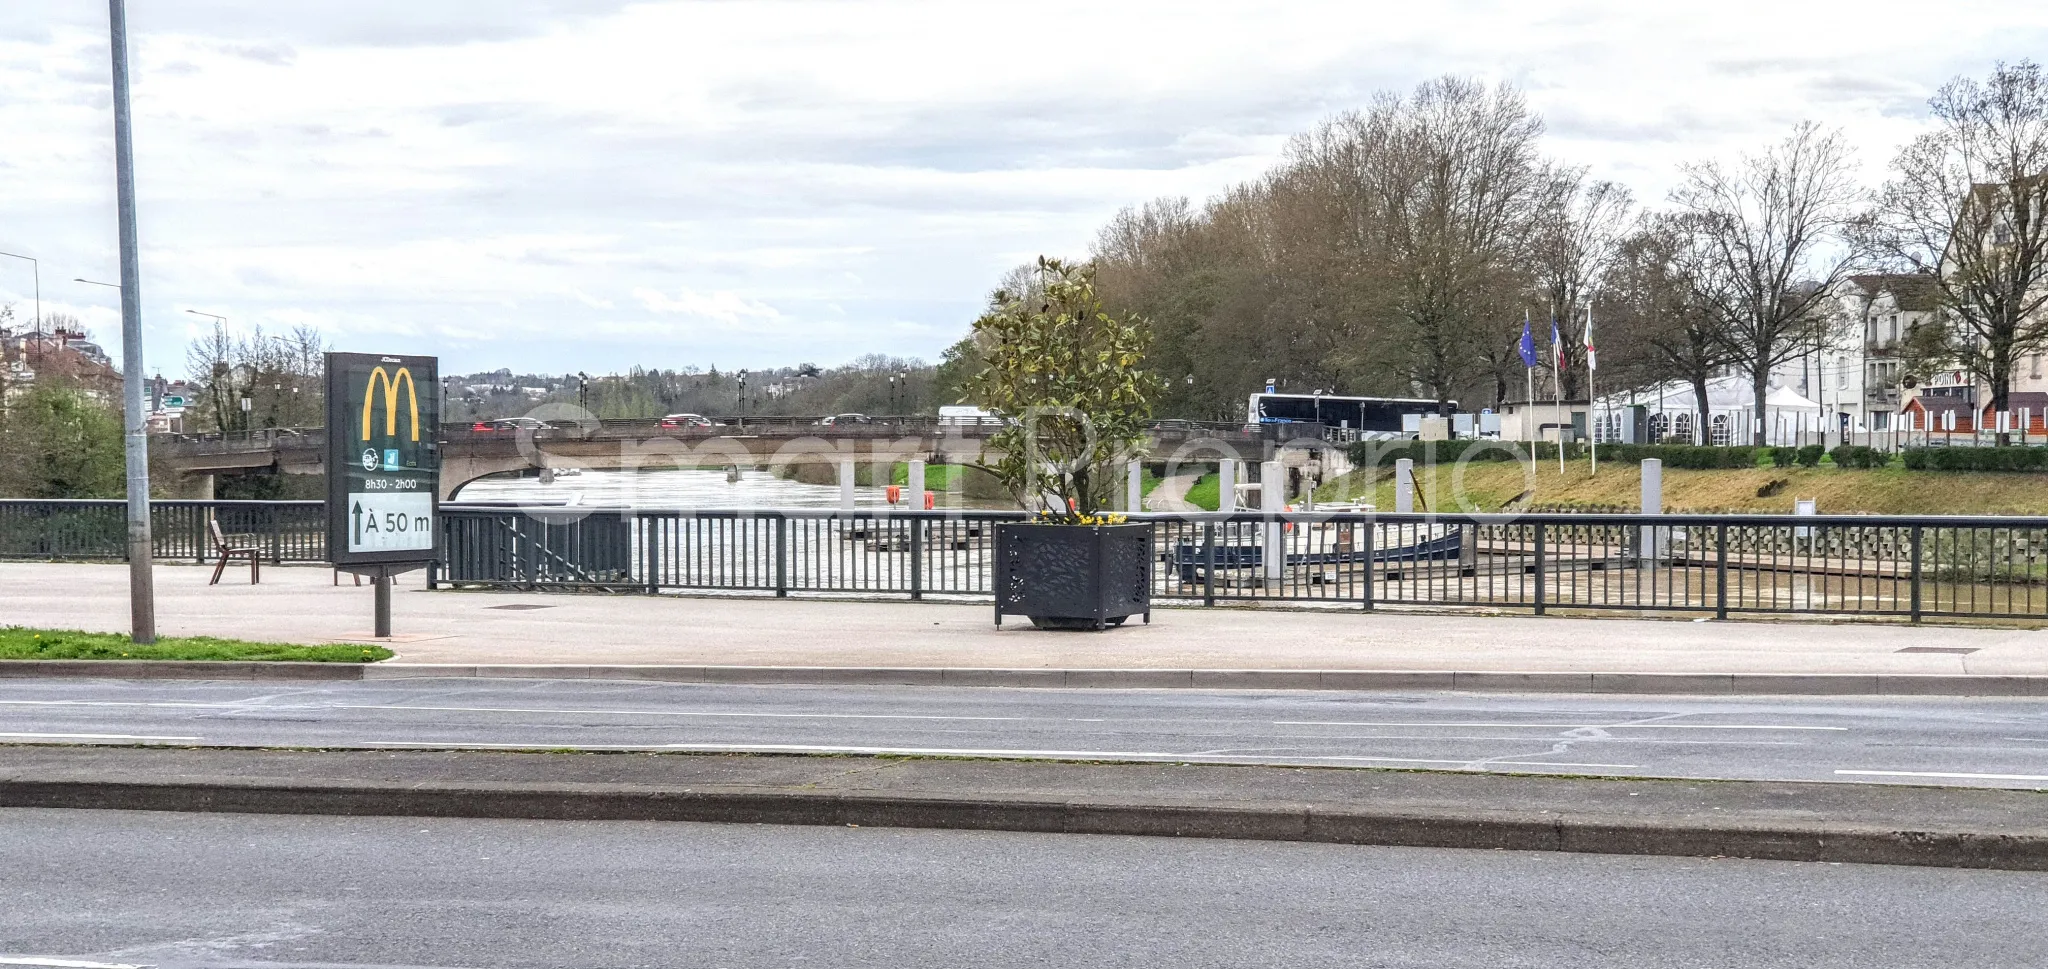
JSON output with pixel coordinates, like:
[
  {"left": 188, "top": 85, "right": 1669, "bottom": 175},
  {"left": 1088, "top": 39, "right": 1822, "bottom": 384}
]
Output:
[
  {"left": 1182, "top": 472, "right": 1221, "bottom": 511},
  {"left": 0, "top": 627, "right": 393, "bottom": 662}
]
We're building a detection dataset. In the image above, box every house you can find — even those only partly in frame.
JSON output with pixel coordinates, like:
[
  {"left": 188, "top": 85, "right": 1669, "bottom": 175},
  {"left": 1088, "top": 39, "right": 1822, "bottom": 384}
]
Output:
[
  {"left": 1901, "top": 391, "right": 1977, "bottom": 433},
  {"left": 1799, "top": 273, "right": 1941, "bottom": 433}
]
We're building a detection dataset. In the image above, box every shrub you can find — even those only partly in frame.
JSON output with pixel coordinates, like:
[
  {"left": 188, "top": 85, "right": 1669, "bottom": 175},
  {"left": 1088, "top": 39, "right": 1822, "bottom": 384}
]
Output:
[
  {"left": 1770, "top": 447, "right": 1798, "bottom": 468},
  {"left": 1795, "top": 444, "right": 1826, "bottom": 468},
  {"left": 1829, "top": 445, "right": 1886, "bottom": 469},
  {"left": 1901, "top": 446, "right": 2048, "bottom": 471}
]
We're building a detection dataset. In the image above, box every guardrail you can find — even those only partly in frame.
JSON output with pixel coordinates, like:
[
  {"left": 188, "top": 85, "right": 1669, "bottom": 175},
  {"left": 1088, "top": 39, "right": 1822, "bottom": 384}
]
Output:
[{"left": 12, "top": 500, "right": 2047, "bottom": 621}]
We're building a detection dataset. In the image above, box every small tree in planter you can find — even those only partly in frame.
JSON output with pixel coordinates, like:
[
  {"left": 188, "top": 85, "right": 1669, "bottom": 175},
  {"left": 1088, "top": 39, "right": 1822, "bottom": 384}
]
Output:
[{"left": 967, "top": 257, "right": 1164, "bottom": 630}]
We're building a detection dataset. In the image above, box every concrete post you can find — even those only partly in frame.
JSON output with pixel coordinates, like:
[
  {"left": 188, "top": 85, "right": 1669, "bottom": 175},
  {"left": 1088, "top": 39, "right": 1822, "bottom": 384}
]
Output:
[
  {"left": 1126, "top": 460, "right": 1142, "bottom": 513},
  {"left": 838, "top": 459, "right": 856, "bottom": 511},
  {"left": 1261, "top": 459, "right": 1285, "bottom": 581},
  {"left": 1394, "top": 458, "right": 1415, "bottom": 514},
  {"left": 908, "top": 460, "right": 926, "bottom": 510},
  {"left": 1640, "top": 457, "right": 1663, "bottom": 563},
  {"left": 1218, "top": 459, "right": 1237, "bottom": 513}
]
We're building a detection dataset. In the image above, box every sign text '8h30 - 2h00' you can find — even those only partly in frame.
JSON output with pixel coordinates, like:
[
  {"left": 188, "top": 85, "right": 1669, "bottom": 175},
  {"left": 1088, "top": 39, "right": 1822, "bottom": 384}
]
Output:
[{"left": 325, "top": 351, "right": 439, "bottom": 571}]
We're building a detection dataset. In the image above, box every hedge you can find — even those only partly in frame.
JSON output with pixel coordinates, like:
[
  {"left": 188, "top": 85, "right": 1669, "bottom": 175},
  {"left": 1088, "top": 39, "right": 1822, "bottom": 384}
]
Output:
[
  {"left": 1902, "top": 446, "right": 2048, "bottom": 471},
  {"left": 1344, "top": 440, "right": 1760, "bottom": 469},
  {"left": 1829, "top": 445, "right": 1888, "bottom": 469}
]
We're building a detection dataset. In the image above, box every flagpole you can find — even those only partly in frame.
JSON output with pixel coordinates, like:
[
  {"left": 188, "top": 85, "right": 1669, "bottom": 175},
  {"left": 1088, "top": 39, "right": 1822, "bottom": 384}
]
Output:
[
  {"left": 1551, "top": 306, "right": 1564, "bottom": 476},
  {"left": 1587, "top": 303, "right": 1597, "bottom": 477},
  {"left": 1524, "top": 309, "right": 1536, "bottom": 476}
]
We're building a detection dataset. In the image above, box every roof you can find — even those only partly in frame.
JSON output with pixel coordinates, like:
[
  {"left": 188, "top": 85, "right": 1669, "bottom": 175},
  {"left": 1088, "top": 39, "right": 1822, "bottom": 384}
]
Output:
[
  {"left": 1981, "top": 392, "right": 2048, "bottom": 413},
  {"left": 1904, "top": 395, "right": 1974, "bottom": 417},
  {"left": 1846, "top": 273, "right": 1940, "bottom": 313}
]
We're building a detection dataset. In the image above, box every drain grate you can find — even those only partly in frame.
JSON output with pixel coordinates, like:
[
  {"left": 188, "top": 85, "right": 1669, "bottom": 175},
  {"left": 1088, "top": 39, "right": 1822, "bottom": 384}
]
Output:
[
  {"left": 486, "top": 603, "right": 557, "bottom": 611},
  {"left": 1896, "top": 646, "right": 1979, "bottom": 654}
]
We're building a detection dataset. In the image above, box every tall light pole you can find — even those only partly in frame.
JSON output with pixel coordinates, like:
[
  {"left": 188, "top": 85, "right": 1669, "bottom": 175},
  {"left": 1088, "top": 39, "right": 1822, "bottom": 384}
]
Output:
[
  {"left": 0, "top": 250, "right": 39, "bottom": 341},
  {"left": 108, "top": 0, "right": 155, "bottom": 644}
]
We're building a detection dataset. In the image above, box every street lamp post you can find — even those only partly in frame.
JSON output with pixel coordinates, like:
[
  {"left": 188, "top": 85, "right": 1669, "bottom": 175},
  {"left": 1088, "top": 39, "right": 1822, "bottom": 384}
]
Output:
[{"left": 107, "top": 0, "right": 155, "bottom": 643}]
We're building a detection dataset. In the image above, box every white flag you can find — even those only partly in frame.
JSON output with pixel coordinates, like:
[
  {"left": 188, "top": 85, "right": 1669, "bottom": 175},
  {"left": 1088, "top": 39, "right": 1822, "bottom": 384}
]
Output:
[{"left": 1583, "top": 305, "right": 1598, "bottom": 371}]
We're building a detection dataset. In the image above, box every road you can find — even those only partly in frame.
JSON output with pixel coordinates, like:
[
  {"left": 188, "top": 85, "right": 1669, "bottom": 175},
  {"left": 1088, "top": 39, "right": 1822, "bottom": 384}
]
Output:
[
  {"left": 3, "top": 808, "right": 2044, "bottom": 968},
  {"left": 2, "top": 678, "right": 2046, "bottom": 788}
]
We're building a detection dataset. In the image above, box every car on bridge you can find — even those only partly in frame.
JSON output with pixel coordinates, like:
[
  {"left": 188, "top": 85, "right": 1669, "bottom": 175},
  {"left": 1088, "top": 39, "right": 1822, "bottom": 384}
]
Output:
[
  {"left": 658, "top": 413, "right": 719, "bottom": 429},
  {"left": 814, "top": 413, "right": 872, "bottom": 426}
]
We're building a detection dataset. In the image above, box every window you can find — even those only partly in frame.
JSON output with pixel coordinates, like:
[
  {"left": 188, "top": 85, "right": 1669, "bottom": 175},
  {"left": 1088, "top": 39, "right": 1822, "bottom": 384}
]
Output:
[
  {"left": 1709, "top": 414, "right": 1730, "bottom": 446},
  {"left": 1838, "top": 367, "right": 1849, "bottom": 390},
  {"left": 1674, "top": 412, "right": 1694, "bottom": 443},
  {"left": 2033, "top": 353, "right": 2043, "bottom": 379}
]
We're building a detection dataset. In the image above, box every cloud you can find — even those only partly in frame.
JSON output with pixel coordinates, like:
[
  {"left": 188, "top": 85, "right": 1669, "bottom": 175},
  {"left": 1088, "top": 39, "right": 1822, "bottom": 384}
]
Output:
[
  {"left": 3, "top": 0, "right": 2047, "bottom": 376},
  {"left": 633, "top": 288, "right": 785, "bottom": 324}
]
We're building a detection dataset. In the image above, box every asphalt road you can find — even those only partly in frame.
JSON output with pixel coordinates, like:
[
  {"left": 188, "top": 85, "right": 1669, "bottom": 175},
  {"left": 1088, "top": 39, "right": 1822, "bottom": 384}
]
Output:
[
  {"left": 4, "top": 808, "right": 2045, "bottom": 968},
  {"left": 2, "top": 678, "right": 2046, "bottom": 787}
]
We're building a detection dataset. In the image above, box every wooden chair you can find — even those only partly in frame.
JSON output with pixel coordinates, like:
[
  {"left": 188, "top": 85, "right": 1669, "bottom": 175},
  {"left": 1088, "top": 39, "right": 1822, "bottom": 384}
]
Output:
[{"left": 208, "top": 518, "right": 261, "bottom": 585}]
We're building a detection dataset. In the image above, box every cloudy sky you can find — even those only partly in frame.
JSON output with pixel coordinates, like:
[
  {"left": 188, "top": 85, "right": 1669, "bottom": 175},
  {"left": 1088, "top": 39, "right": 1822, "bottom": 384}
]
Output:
[{"left": 2, "top": 1, "right": 2045, "bottom": 378}]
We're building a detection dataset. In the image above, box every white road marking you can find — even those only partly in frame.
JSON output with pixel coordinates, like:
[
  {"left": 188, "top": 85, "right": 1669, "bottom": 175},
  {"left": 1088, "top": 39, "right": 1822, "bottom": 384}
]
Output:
[
  {"left": 0, "top": 958, "right": 149, "bottom": 969},
  {"left": 0, "top": 732, "right": 198, "bottom": 741},
  {"left": 1274, "top": 721, "right": 1846, "bottom": 731},
  {"left": 358, "top": 740, "right": 1638, "bottom": 770},
  {"left": 1835, "top": 769, "right": 2048, "bottom": 782},
  {"left": 341, "top": 703, "right": 1033, "bottom": 723}
]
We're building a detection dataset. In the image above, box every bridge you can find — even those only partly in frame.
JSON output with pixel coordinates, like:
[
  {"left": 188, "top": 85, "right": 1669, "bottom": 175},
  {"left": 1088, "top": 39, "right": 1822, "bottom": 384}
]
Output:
[{"left": 155, "top": 417, "right": 1343, "bottom": 500}]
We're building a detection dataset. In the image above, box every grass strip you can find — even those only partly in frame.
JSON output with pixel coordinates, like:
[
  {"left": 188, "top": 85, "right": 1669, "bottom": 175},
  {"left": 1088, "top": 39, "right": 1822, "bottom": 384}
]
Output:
[{"left": 0, "top": 627, "right": 392, "bottom": 663}]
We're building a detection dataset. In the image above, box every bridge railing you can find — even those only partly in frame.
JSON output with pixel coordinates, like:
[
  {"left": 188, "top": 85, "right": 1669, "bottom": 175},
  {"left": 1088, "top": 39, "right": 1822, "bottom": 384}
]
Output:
[
  {"left": 435, "top": 505, "right": 2048, "bottom": 621},
  {"left": 0, "top": 499, "right": 328, "bottom": 563},
  {"left": 19, "top": 499, "right": 2029, "bottom": 622}
]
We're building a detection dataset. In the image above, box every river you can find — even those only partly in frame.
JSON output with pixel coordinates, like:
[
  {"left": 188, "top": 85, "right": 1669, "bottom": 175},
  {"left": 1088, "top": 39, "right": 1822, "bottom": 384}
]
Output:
[{"left": 452, "top": 468, "right": 900, "bottom": 509}]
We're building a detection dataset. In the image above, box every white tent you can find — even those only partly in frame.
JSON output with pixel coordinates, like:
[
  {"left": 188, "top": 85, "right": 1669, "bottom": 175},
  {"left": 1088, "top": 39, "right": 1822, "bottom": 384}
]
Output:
[{"left": 1598, "top": 377, "right": 1826, "bottom": 445}]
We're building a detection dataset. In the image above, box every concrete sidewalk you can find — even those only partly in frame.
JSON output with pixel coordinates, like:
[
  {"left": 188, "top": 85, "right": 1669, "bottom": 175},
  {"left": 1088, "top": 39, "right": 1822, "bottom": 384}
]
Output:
[
  {"left": 7, "top": 561, "right": 2048, "bottom": 677},
  {"left": 2, "top": 745, "right": 2043, "bottom": 870}
]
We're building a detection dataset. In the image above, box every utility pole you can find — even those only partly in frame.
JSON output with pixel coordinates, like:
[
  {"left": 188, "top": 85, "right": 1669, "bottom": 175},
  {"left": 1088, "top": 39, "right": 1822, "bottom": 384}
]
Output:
[{"left": 109, "top": 0, "right": 155, "bottom": 643}]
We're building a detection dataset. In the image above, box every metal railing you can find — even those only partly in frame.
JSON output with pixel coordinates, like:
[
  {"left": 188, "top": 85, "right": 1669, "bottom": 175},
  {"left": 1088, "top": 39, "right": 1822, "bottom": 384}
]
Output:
[
  {"left": 0, "top": 500, "right": 327, "bottom": 563},
  {"left": 9, "top": 499, "right": 2047, "bottom": 621},
  {"left": 436, "top": 506, "right": 2048, "bottom": 621}
]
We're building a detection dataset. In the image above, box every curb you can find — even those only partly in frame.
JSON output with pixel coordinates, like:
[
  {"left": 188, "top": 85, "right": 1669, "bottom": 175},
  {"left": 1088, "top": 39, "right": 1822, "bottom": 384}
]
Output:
[
  {"left": 2, "top": 660, "right": 2044, "bottom": 695},
  {"left": 1, "top": 775, "right": 2041, "bottom": 871}
]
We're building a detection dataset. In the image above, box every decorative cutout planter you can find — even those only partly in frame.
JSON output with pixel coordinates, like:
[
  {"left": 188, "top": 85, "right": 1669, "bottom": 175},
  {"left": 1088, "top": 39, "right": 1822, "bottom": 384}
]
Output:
[{"left": 994, "top": 522, "right": 1153, "bottom": 630}]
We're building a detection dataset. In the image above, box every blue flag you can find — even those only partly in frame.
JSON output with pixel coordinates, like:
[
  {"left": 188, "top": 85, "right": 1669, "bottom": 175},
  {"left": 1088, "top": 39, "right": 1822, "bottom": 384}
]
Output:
[{"left": 1517, "top": 318, "right": 1538, "bottom": 368}]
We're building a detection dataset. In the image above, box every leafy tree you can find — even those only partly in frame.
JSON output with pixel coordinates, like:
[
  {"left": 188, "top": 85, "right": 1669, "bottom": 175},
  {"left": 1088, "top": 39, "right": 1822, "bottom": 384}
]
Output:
[
  {"left": 0, "top": 384, "right": 125, "bottom": 498},
  {"left": 965, "top": 257, "right": 1162, "bottom": 521}
]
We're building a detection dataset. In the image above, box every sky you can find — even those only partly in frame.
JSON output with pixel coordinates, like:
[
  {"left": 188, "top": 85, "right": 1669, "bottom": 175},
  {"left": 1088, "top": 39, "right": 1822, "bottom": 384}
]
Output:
[{"left": 2, "top": 1, "right": 2046, "bottom": 379}]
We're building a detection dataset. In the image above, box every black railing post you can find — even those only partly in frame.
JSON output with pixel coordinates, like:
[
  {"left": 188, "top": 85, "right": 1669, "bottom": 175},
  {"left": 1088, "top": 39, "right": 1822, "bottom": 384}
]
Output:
[
  {"left": 1715, "top": 522, "right": 1730, "bottom": 620},
  {"left": 1361, "top": 516, "right": 1375, "bottom": 611},
  {"left": 1203, "top": 521, "right": 1217, "bottom": 608},
  {"left": 643, "top": 514, "right": 660, "bottom": 594},
  {"left": 268, "top": 503, "right": 283, "bottom": 564},
  {"left": 1910, "top": 524, "right": 1924, "bottom": 622},
  {"left": 774, "top": 515, "right": 789, "bottom": 597},
  {"left": 1533, "top": 520, "right": 1546, "bottom": 615},
  {"left": 910, "top": 514, "right": 924, "bottom": 601}
]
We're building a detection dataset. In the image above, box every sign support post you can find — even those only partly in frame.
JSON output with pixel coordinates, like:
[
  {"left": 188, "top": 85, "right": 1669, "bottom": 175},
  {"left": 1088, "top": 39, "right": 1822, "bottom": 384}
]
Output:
[{"left": 326, "top": 352, "right": 440, "bottom": 638}]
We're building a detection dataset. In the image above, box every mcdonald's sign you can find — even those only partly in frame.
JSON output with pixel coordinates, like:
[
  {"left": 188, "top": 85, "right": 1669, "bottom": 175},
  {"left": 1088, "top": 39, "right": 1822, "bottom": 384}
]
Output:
[
  {"left": 327, "top": 351, "right": 440, "bottom": 570},
  {"left": 360, "top": 365, "right": 422, "bottom": 442}
]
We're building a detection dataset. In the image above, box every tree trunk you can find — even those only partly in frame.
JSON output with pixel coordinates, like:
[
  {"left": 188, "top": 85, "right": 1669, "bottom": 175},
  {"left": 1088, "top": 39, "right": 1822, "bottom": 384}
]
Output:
[
  {"left": 1691, "top": 376, "right": 1712, "bottom": 446},
  {"left": 1992, "top": 369, "right": 2012, "bottom": 448},
  {"left": 1753, "top": 370, "right": 1770, "bottom": 447}
]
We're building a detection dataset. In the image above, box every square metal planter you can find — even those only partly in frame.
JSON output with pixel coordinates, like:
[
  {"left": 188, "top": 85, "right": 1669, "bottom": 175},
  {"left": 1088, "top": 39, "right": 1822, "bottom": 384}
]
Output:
[{"left": 994, "top": 522, "right": 1153, "bottom": 630}]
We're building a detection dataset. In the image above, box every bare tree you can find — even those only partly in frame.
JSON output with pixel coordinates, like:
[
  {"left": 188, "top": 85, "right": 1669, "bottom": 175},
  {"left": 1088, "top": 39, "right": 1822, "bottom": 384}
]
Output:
[
  {"left": 1529, "top": 171, "right": 1634, "bottom": 397},
  {"left": 1603, "top": 214, "right": 1737, "bottom": 443},
  {"left": 1673, "top": 123, "right": 1865, "bottom": 442},
  {"left": 1865, "top": 60, "right": 2048, "bottom": 444}
]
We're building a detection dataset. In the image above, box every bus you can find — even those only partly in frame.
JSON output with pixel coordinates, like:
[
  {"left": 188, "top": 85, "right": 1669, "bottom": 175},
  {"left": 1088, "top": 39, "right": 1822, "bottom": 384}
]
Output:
[{"left": 1247, "top": 393, "right": 1449, "bottom": 437}]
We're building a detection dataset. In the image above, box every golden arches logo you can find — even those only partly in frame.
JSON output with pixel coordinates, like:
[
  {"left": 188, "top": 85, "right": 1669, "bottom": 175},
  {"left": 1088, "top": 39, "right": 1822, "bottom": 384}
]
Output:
[{"left": 360, "top": 366, "right": 421, "bottom": 442}]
